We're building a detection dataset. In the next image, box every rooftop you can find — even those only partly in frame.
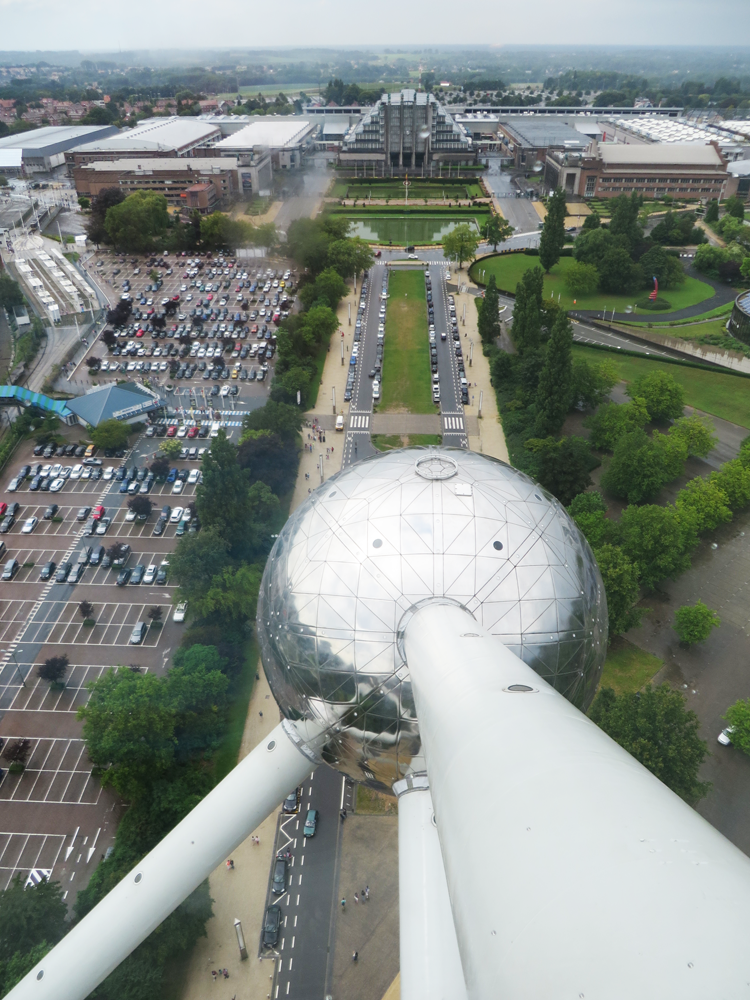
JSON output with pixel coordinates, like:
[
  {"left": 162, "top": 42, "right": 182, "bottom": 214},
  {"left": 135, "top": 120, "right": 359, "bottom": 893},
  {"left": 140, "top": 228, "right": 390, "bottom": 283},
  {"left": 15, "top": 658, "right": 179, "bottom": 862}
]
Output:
[
  {"left": 0, "top": 124, "right": 116, "bottom": 152},
  {"left": 499, "top": 117, "right": 590, "bottom": 149},
  {"left": 595, "top": 141, "right": 725, "bottom": 166},
  {"left": 72, "top": 117, "right": 220, "bottom": 154},
  {"left": 214, "top": 119, "right": 314, "bottom": 150},
  {"left": 79, "top": 157, "right": 239, "bottom": 173},
  {"left": 65, "top": 381, "right": 163, "bottom": 427}
]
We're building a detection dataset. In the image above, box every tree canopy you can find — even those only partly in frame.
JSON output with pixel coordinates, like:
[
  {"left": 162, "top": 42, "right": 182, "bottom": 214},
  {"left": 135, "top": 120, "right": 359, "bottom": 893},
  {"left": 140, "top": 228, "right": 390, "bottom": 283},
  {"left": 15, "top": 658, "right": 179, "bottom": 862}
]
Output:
[
  {"left": 90, "top": 419, "right": 130, "bottom": 451},
  {"left": 441, "top": 224, "right": 480, "bottom": 269},
  {"left": 104, "top": 191, "right": 169, "bottom": 253}
]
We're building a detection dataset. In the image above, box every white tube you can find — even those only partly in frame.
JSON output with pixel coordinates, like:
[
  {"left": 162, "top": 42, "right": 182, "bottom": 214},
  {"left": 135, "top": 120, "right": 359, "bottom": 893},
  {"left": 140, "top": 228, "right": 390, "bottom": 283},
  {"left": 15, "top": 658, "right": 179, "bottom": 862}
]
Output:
[
  {"left": 8, "top": 722, "right": 319, "bottom": 1000},
  {"left": 396, "top": 777, "right": 468, "bottom": 1000},
  {"left": 403, "top": 603, "right": 750, "bottom": 1000}
]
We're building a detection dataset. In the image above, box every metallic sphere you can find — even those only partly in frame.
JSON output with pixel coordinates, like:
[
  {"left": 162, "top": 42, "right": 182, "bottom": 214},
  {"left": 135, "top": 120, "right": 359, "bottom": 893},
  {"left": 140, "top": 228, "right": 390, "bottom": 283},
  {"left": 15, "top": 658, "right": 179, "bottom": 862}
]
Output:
[{"left": 257, "top": 448, "right": 607, "bottom": 792}]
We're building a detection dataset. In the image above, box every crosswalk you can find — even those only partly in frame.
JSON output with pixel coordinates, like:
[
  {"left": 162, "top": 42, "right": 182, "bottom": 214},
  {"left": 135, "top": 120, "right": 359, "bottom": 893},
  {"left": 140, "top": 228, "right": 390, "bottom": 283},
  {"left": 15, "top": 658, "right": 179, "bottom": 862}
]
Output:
[
  {"left": 442, "top": 415, "right": 465, "bottom": 432},
  {"left": 349, "top": 414, "right": 370, "bottom": 430}
]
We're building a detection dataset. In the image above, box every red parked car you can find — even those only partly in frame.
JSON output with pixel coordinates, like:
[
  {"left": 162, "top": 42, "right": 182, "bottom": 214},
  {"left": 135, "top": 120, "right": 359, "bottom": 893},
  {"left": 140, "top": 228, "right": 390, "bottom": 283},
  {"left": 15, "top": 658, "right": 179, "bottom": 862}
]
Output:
[
  {"left": 187, "top": 427, "right": 199, "bottom": 439},
  {"left": 166, "top": 425, "right": 178, "bottom": 438},
  {"left": 92, "top": 505, "right": 106, "bottom": 520}
]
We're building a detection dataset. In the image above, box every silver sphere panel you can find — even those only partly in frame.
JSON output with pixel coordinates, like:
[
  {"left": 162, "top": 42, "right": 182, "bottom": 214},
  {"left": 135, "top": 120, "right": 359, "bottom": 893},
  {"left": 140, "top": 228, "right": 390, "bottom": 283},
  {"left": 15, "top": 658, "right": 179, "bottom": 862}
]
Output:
[{"left": 258, "top": 448, "right": 607, "bottom": 791}]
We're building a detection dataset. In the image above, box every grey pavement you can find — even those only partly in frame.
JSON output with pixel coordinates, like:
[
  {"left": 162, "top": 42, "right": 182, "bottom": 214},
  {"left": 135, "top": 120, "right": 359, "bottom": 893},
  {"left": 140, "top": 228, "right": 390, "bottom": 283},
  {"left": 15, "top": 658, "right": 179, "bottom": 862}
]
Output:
[{"left": 273, "top": 167, "right": 331, "bottom": 236}]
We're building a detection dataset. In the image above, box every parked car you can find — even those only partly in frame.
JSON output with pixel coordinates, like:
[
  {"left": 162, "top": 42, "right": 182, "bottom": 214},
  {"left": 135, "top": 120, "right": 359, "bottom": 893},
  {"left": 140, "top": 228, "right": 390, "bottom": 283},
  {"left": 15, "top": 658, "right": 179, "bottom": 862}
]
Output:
[
  {"left": 129, "top": 622, "right": 147, "bottom": 645},
  {"left": 21, "top": 516, "right": 38, "bottom": 534},
  {"left": 283, "top": 789, "right": 299, "bottom": 814},
  {"left": 272, "top": 858, "right": 288, "bottom": 895},
  {"left": 55, "top": 562, "right": 72, "bottom": 583},
  {"left": 130, "top": 564, "right": 145, "bottom": 585},
  {"left": 173, "top": 602, "right": 188, "bottom": 623},
  {"left": 263, "top": 905, "right": 282, "bottom": 948},
  {"left": 2, "top": 558, "right": 19, "bottom": 581},
  {"left": 39, "top": 561, "right": 56, "bottom": 580},
  {"left": 43, "top": 504, "right": 59, "bottom": 520},
  {"left": 116, "top": 568, "right": 132, "bottom": 586}
]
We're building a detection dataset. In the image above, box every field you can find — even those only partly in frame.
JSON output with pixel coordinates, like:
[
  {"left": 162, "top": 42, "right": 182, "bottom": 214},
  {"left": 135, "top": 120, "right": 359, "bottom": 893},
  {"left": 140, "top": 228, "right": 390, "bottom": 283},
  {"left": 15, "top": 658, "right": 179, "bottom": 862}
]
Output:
[
  {"left": 341, "top": 211, "right": 489, "bottom": 245},
  {"left": 597, "top": 639, "right": 664, "bottom": 696},
  {"left": 380, "top": 270, "right": 433, "bottom": 413},
  {"left": 470, "top": 253, "right": 716, "bottom": 315},
  {"left": 571, "top": 344, "right": 750, "bottom": 428},
  {"left": 652, "top": 317, "right": 750, "bottom": 357},
  {"left": 330, "top": 180, "right": 484, "bottom": 200},
  {"left": 372, "top": 433, "right": 442, "bottom": 450}
]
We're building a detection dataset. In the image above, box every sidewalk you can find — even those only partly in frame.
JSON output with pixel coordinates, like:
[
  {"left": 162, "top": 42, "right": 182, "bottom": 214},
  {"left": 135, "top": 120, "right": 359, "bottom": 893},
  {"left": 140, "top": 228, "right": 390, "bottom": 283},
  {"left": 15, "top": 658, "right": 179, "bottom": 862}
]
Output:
[
  {"left": 179, "top": 291, "right": 355, "bottom": 1000},
  {"left": 453, "top": 275, "right": 510, "bottom": 464}
]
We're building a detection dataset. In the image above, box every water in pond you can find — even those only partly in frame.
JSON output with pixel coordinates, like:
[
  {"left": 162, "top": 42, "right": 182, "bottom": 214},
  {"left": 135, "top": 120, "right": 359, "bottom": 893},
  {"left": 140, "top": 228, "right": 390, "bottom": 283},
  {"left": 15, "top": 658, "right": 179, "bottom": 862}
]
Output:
[{"left": 347, "top": 216, "right": 481, "bottom": 245}]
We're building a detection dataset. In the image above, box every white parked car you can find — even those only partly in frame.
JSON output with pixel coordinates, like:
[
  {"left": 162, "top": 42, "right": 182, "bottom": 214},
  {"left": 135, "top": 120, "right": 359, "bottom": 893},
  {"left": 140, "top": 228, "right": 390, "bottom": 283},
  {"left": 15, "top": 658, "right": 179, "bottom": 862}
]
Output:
[
  {"left": 49, "top": 478, "right": 64, "bottom": 492},
  {"left": 143, "top": 564, "right": 157, "bottom": 585},
  {"left": 718, "top": 727, "right": 735, "bottom": 746},
  {"left": 170, "top": 506, "right": 184, "bottom": 524},
  {"left": 103, "top": 466, "right": 115, "bottom": 480},
  {"left": 125, "top": 508, "right": 137, "bottom": 522},
  {"left": 176, "top": 426, "right": 188, "bottom": 438},
  {"left": 21, "top": 516, "right": 38, "bottom": 534},
  {"left": 188, "top": 469, "right": 200, "bottom": 485},
  {"left": 172, "top": 480, "right": 184, "bottom": 495},
  {"left": 173, "top": 602, "right": 188, "bottom": 623}
]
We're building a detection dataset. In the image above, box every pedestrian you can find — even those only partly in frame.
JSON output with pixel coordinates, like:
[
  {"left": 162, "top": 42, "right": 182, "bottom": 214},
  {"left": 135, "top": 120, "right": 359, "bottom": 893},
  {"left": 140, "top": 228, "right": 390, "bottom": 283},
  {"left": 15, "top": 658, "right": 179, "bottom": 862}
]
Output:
[
  {"left": 362, "top": 888, "right": 366, "bottom": 901},
  {"left": 223, "top": 969, "right": 229, "bottom": 979},
  {"left": 365, "top": 885, "right": 369, "bottom": 901},
  {"left": 211, "top": 970, "right": 217, "bottom": 982},
  {"left": 226, "top": 859, "right": 234, "bottom": 870},
  {"left": 341, "top": 897, "right": 346, "bottom": 909},
  {"left": 259, "top": 710, "right": 263, "bottom": 718},
  {"left": 352, "top": 951, "right": 358, "bottom": 963}
]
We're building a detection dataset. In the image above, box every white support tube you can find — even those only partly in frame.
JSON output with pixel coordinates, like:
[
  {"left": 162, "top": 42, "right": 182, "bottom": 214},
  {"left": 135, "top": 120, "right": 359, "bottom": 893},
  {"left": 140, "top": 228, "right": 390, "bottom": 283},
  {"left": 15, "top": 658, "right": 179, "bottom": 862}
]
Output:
[
  {"left": 396, "top": 777, "right": 468, "bottom": 1000},
  {"left": 8, "top": 722, "right": 318, "bottom": 1000},
  {"left": 403, "top": 603, "right": 750, "bottom": 1000}
]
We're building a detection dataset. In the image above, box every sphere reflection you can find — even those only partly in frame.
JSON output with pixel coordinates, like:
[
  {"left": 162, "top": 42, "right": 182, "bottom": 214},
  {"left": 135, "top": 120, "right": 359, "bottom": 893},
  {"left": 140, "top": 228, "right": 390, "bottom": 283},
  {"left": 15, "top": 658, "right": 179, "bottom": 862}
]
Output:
[{"left": 258, "top": 448, "right": 607, "bottom": 792}]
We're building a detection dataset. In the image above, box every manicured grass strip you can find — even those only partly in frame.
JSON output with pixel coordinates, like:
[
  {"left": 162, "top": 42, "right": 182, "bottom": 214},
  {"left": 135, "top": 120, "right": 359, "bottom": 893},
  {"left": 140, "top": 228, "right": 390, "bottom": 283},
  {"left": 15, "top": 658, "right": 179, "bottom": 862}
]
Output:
[
  {"left": 213, "top": 637, "right": 258, "bottom": 782},
  {"left": 380, "top": 270, "right": 434, "bottom": 413},
  {"left": 597, "top": 639, "right": 663, "bottom": 696},
  {"left": 355, "top": 784, "right": 398, "bottom": 814},
  {"left": 372, "top": 433, "right": 443, "bottom": 451},
  {"left": 470, "top": 253, "right": 716, "bottom": 315},
  {"left": 572, "top": 344, "right": 750, "bottom": 428}
]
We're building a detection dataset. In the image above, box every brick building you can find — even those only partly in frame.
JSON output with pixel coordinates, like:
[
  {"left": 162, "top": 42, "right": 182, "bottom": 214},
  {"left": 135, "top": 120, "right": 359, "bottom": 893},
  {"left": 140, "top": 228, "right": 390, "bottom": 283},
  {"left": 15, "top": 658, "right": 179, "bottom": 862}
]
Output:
[{"left": 72, "top": 157, "right": 240, "bottom": 207}]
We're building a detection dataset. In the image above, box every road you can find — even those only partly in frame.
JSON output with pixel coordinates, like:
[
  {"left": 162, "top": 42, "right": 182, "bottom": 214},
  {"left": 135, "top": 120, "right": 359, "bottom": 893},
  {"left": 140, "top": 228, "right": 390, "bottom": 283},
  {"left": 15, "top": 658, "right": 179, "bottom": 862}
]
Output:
[
  {"left": 265, "top": 765, "right": 350, "bottom": 1000},
  {"left": 482, "top": 157, "right": 545, "bottom": 234}
]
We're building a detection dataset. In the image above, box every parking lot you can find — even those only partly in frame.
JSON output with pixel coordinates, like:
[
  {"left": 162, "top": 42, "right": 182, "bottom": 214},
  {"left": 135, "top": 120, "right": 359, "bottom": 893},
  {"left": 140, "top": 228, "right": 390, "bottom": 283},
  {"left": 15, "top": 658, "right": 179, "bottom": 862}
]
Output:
[
  {"left": 0, "top": 426, "right": 208, "bottom": 895},
  {"left": 72, "top": 250, "right": 300, "bottom": 427}
]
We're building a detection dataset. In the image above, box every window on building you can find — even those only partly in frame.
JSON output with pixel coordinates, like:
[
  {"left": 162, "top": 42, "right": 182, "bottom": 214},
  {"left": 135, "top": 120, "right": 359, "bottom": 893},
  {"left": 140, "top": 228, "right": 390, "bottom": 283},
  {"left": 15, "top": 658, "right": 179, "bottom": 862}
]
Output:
[{"left": 584, "top": 176, "right": 596, "bottom": 197}]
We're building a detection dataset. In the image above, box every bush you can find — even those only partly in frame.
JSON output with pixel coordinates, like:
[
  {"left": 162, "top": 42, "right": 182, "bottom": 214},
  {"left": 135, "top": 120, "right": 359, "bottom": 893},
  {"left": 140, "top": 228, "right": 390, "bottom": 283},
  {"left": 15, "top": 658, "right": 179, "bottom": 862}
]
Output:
[
  {"left": 674, "top": 600, "right": 720, "bottom": 645},
  {"left": 635, "top": 296, "right": 672, "bottom": 311}
]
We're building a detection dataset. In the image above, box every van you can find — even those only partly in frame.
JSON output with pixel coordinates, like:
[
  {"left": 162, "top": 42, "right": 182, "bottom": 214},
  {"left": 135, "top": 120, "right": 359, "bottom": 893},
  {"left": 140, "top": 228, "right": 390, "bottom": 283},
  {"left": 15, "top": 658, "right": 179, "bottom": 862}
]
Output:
[
  {"left": 2, "top": 558, "right": 19, "bottom": 581},
  {"left": 335, "top": 414, "right": 344, "bottom": 432}
]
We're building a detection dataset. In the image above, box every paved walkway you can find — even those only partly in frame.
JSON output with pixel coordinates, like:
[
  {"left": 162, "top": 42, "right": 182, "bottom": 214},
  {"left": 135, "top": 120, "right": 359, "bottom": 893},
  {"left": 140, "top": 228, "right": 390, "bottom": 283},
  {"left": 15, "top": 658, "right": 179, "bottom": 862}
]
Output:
[{"left": 573, "top": 268, "right": 736, "bottom": 326}]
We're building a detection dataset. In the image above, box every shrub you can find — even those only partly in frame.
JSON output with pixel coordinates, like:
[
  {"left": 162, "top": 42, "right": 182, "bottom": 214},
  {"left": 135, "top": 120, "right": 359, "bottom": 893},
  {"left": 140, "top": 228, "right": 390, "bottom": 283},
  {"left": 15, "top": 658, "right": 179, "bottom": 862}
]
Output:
[
  {"left": 674, "top": 600, "right": 720, "bottom": 645},
  {"left": 635, "top": 296, "right": 672, "bottom": 311}
]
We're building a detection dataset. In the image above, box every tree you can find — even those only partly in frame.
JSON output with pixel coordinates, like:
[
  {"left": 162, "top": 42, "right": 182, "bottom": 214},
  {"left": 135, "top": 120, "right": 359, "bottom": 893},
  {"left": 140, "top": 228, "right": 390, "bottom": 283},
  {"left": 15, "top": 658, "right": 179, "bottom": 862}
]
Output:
[
  {"left": 190, "top": 562, "right": 263, "bottom": 622},
  {"left": 106, "top": 298, "right": 132, "bottom": 329},
  {"left": 298, "top": 268, "right": 348, "bottom": 311},
  {"left": 441, "top": 224, "right": 480, "bottom": 270},
  {"left": 589, "top": 684, "right": 710, "bottom": 803},
  {"left": 78, "top": 600, "right": 94, "bottom": 621},
  {"left": 0, "top": 873, "right": 66, "bottom": 963},
  {"left": 570, "top": 358, "right": 618, "bottom": 410},
  {"left": 160, "top": 438, "right": 182, "bottom": 459},
  {"left": 195, "top": 431, "right": 251, "bottom": 546},
  {"left": 675, "top": 476, "right": 732, "bottom": 533},
  {"left": 87, "top": 186, "right": 125, "bottom": 245},
  {"left": 538, "top": 187, "right": 567, "bottom": 272},
  {"left": 581, "top": 209, "right": 601, "bottom": 232},
  {"left": 534, "top": 309, "right": 573, "bottom": 436},
  {"left": 199, "top": 213, "right": 253, "bottom": 252},
  {"left": 127, "top": 496, "right": 153, "bottom": 519},
  {"left": 568, "top": 491, "right": 615, "bottom": 549},
  {"left": 638, "top": 245, "right": 686, "bottom": 288},
  {"left": 594, "top": 543, "right": 643, "bottom": 636},
  {"left": 608, "top": 191, "right": 643, "bottom": 250},
  {"left": 674, "top": 600, "right": 720, "bottom": 645},
  {"left": 237, "top": 430, "right": 298, "bottom": 496},
  {"left": 709, "top": 459, "right": 750, "bottom": 512},
  {"left": 602, "top": 429, "right": 687, "bottom": 504},
  {"left": 563, "top": 261, "right": 599, "bottom": 297},
  {"left": 526, "top": 435, "right": 595, "bottom": 505},
  {"left": 169, "top": 528, "right": 232, "bottom": 605},
  {"left": 626, "top": 370, "right": 685, "bottom": 423},
  {"left": 668, "top": 415, "right": 716, "bottom": 458},
  {"left": 90, "top": 419, "right": 130, "bottom": 451},
  {"left": 242, "top": 400, "right": 303, "bottom": 444},
  {"left": 704, "top": 199, "right": 719, "bottom": 224},
  {"left": 326, "top": 237, "right": 374, "bottom": 280},
  {"left": 150, "top": 456, "right": 170, "bottom": 480},
  {"left": 586, "top": 398, "right": 649, "bottom": 451},
  {"left": 105, "top": 191, "right": 169, "bottom": 253},
  {"left": 37, "top": 655, "right": 69, "bottom": 685},
  {"left": 723, "top": 699, "right": 750, "bottom": 756},
  {"left": 2, "top": 738, "right": 32, "bottom": 766},
  {"left": 619, "top": 504, "right": 697, "bottom": 590},
  {"left": 510, "top": 266, "right": 544, "bottom": 353},
  {"left": 0, "top": 272, "right": 24, "bottom": 310},
  {"left": 481, "top": 215, "right": 513, "bottom": 251},
  {"left": 477, "top": 274, "right": 501, "bottom": 346},
  {"left": 597, "top": 247, "right": 643, "bottom": 294},
  {"left": 148, "top": 606, "right": 163, "bottom": 624},
  {"left": 724, "top": 195, "right": 745, "bottom": 221},
  {"left": 101, "top": 328, "right": 117, "bottom": 350}
]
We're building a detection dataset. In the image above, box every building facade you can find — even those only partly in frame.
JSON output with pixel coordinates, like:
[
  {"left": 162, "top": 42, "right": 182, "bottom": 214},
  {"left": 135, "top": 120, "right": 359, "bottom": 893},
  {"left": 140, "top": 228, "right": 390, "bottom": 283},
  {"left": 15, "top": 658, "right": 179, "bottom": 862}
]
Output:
[
  {"left": 728, "top": 291, "right": 750, "bottom": 346},
  {"left": 65, "top": 118, "right": 221, "bottom": 169},
  {"left": 544, "top": 141, "right": 729, "bottom": 200},
  {"left": 340, "top": 89, "right": 473, "bottom": 170},
  {"left": 72, "top": 157, "right": 240, "bottom": 207}
]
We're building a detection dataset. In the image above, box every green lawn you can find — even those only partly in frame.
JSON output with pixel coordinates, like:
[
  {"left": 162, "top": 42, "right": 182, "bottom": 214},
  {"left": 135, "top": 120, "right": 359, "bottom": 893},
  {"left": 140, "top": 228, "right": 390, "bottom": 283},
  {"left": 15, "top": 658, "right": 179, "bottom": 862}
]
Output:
[
  {"left": 344, "top": 211, "right": 490, "bottom": 246},
  {"left": 372, "top": 433, "right": 442, "bottom": 450},
  {"left": 470, "top": 253, "right": 716, "bottom": 315},
  {"left": 598, "top": 639, "right": 663, "bottom": 696},
  {"left": 380, "top": 270, "right": 434, "bottom": 413},
  {"left": 572, "top": 344, "right": 750, "bottom": 427},
  {"left": 331, "top": 180, "right": 484, "bottom": 200},
  {"left": 655, "top": 317, "right": 750, "bottom": 357}
]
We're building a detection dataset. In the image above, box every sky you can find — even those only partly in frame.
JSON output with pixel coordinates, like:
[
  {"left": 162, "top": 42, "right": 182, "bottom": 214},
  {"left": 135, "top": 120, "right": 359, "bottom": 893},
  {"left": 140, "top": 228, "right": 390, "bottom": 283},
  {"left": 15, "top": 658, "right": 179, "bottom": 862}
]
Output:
[{"left": 1, "top": 0, "right": 749, "bottom": 52}]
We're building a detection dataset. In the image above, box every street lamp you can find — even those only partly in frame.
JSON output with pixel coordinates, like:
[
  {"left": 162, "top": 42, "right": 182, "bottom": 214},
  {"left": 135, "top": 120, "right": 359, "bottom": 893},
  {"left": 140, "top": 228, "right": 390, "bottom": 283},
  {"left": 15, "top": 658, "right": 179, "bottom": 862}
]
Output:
[{"left": 1, "top": 648, "right": 27, "bottom": 688}]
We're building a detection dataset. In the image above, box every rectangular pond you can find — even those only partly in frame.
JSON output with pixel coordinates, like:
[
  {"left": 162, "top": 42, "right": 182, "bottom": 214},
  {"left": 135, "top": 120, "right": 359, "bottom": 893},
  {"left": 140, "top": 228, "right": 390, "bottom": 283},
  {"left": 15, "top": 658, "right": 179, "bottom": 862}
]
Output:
[{"left": 345, "top": 215, "right": 483, "bottom": 246}]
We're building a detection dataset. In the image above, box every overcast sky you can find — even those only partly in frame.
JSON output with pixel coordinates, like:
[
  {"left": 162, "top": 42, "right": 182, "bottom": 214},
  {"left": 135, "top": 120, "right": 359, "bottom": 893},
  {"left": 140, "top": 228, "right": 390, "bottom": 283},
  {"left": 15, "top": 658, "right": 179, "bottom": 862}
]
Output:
[{"left": 1, "top": 0, "right": 748, "bottom": 54}]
